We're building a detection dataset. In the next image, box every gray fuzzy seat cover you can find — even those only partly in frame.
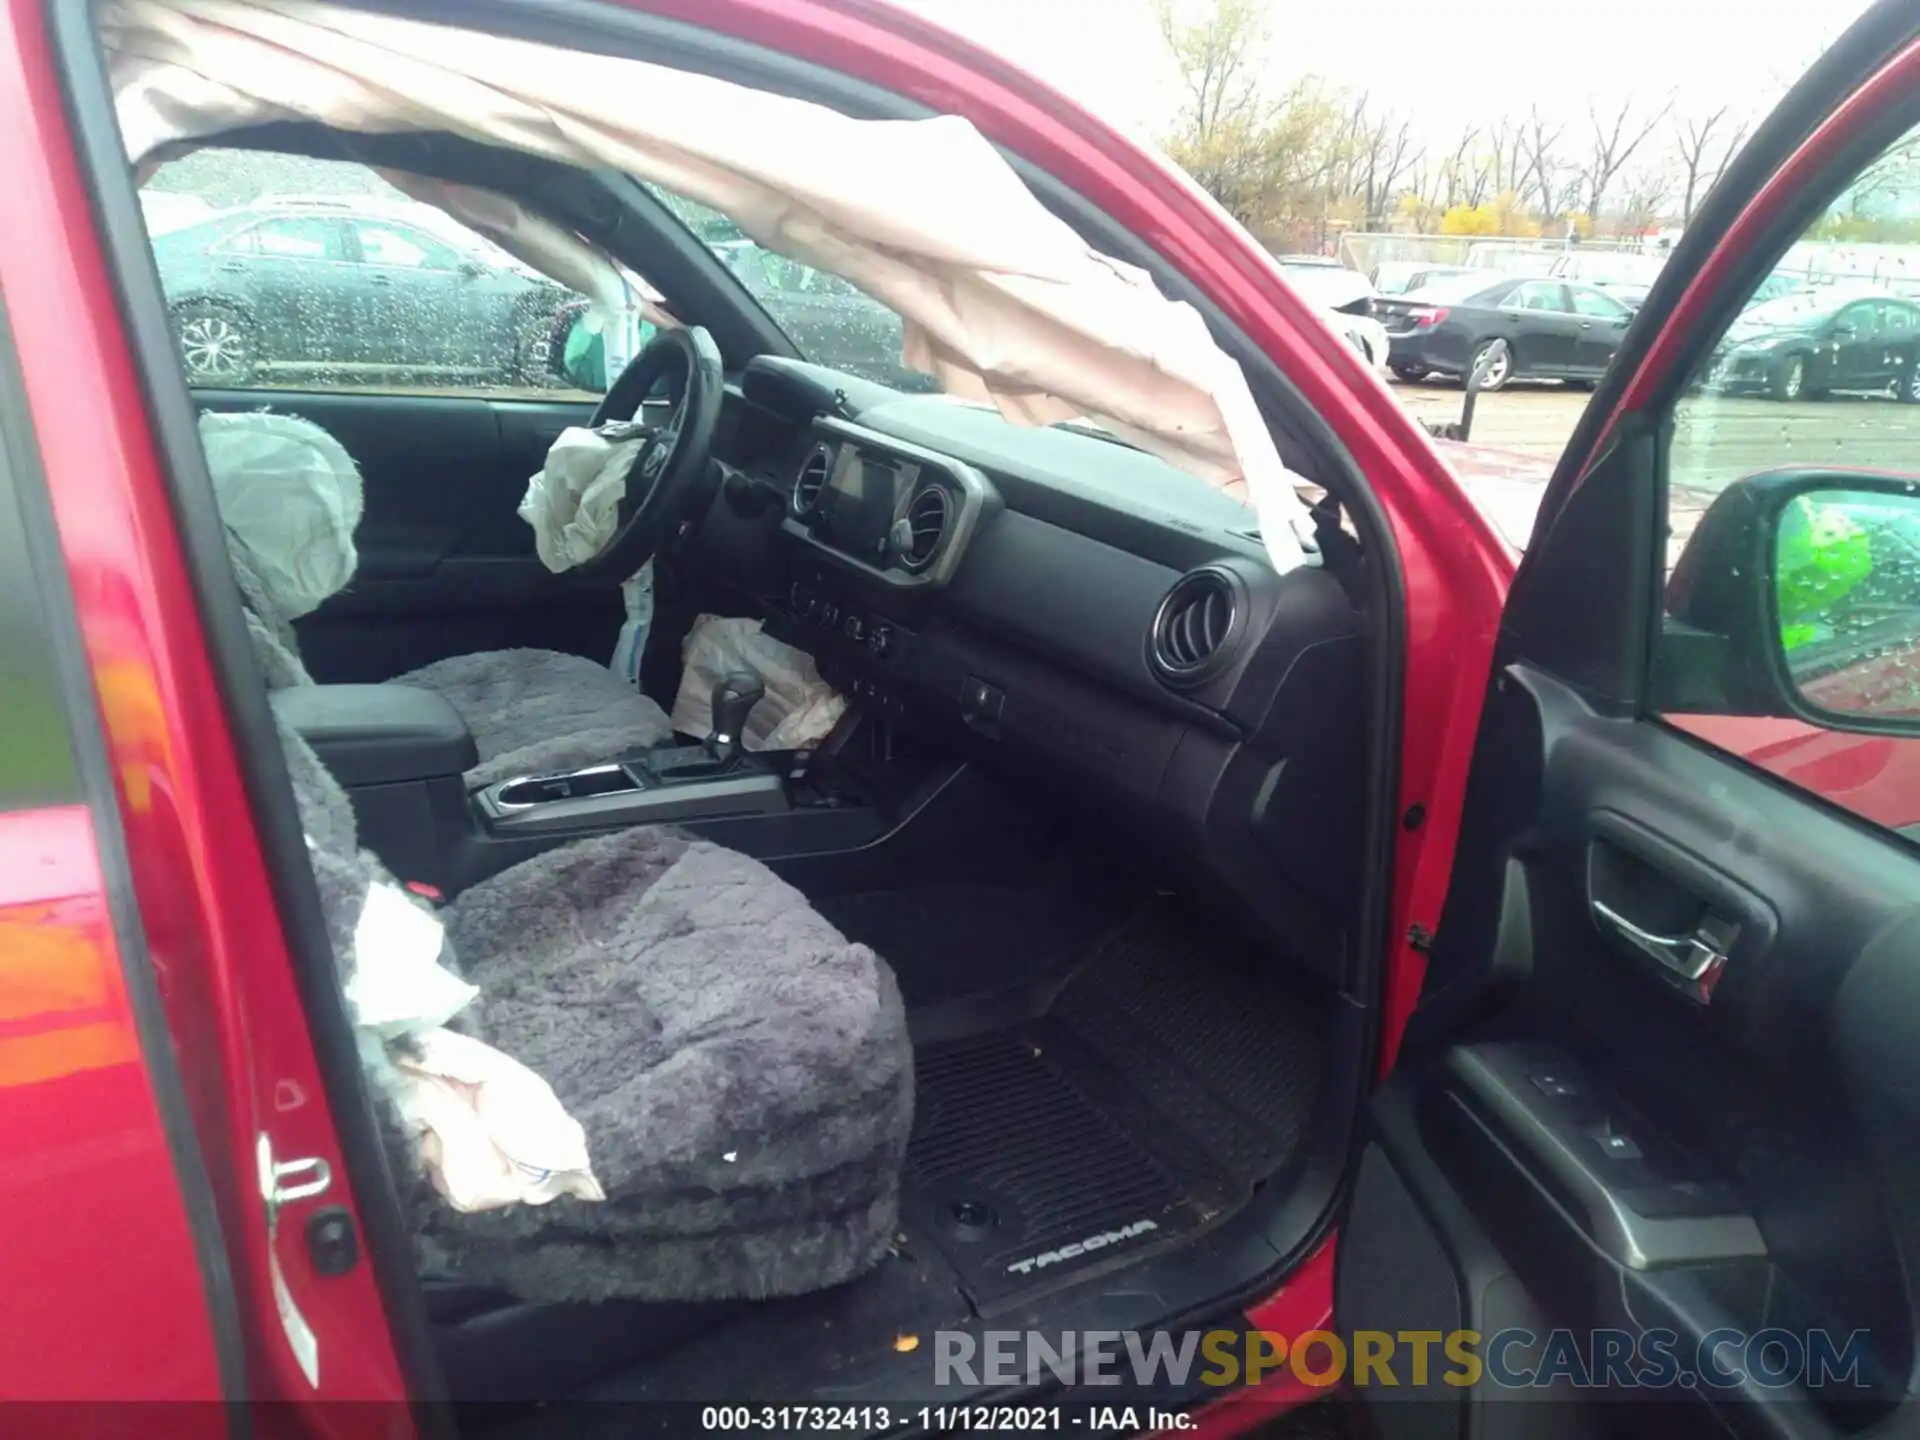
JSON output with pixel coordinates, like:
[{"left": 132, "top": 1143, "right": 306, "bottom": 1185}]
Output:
[
  {"left": 394, "top": 648, "right": 673, "bottom": 791},
  {"left": 282, "top": 720, "right": 912, "bottom": 1303},
  {"left": 203, "top": 408, "right": 674, "bottom": 788}
]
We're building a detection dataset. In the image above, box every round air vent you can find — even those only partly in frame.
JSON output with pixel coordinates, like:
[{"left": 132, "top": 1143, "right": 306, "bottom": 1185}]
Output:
[
  {"left": 1148, "top": 567, "right": 1244, "bottom": 688},
  {"left": 899, "top": 482, "right": 952, "bottom": 572},
  {"left": 791, "top": 445, "right": 832, "bottom": 518}
]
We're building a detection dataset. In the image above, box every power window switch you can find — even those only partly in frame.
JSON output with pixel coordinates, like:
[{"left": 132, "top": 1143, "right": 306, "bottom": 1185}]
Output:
[
  {"left": 1530, "top": 1070, "right": 1581, "bottom": 1101},
  {"left": 1587, "top": 1122, "right": 1643, "bottom": 1162}
]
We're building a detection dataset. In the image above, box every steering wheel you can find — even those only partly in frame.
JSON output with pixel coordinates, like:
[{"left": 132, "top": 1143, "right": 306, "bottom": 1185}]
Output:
[{"left": 573, "top": 324, "right": 725, "bottom": 581}]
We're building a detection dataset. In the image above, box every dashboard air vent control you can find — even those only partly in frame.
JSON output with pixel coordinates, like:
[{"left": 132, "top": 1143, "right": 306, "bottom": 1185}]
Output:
[
  {"left": 898, "top": 483, "right": 952, "bottom": 572},
  {"left": 1148, "top": 567, "right": 1244, "bottom": 688},
  {"left": 791, "top": 445, "right": 832, "bottom": 518}
]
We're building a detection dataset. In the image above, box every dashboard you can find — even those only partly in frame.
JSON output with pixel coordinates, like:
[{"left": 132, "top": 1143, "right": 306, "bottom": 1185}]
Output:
[{"left": 704, "top": 357, "right": 1372, "bottom": 984}]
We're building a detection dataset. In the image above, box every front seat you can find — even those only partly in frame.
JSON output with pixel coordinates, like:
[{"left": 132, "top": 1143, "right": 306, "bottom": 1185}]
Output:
[
  {"left": 200, "top": 409, "right": 675, "bottom": 789},
  {"left": 279, "top": 717, "right": 913, "bottom": 1307}
]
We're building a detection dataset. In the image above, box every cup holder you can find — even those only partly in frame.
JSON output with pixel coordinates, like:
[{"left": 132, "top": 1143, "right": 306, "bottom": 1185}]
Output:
[{"left": 494, "top": 764, "right": 638, "bottom": 809}]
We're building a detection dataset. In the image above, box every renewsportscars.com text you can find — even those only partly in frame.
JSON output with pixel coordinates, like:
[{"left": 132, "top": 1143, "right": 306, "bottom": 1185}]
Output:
[{"left": 933, "top": 1327, "right": 1874, "bottom": 1391}]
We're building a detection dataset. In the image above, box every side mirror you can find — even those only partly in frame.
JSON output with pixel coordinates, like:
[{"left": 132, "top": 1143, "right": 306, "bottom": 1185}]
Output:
[
  {"left": 1662, "top": 469, "right": 1920, "bottom": 731},
  {"left": 458, "top": 259, "right": 485, "bottom": 280},
  {"left": 1831, "top": 320, "right": 1858, "bottom": 340}
]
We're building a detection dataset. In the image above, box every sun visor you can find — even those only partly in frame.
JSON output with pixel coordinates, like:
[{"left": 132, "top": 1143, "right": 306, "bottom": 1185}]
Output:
[{"left": 102, "top": 0, "right": 1317, "bottom": 571}]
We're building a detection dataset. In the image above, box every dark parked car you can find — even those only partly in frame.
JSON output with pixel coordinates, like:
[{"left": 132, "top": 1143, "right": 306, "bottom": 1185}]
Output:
[
  {"left": 1707, "top": 287, "right": 1920, "bottom": 401},
  {"left": 1374, "top": 271, "right": 1635, "bottom": 388},
  {"left": 154, "top": 200, "right": 578, "bottom": 385}
]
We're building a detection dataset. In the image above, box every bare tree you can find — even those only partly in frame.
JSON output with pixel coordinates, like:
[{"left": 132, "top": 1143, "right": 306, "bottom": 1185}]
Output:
[
  {"left": 1580, "top": 95, "right": 1675, "bottom": 222},
  {"left": 1153, "top": 0, "right": 1270, "bottom": 148},
  {"left": 1440, "top": 125, "right": 1481, "bottom": 208},
  {"left": 1672, "top": 106, "right": 1748, "bottom": 225},
  {"left": 1486, "top": 118, "right": 1528, "bottom": 201},
  {"left": 1519, "top": 107, "right": 1566, "bottom": 221},
  {"left": 1356, "top": 106, "right": 1421, "bottom": 228},
  {"left": 1616, "top": 161, "right": 1673, "bottom": 237}
]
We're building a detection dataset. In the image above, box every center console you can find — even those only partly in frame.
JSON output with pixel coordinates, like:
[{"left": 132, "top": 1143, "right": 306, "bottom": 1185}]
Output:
[{"left": 276, "top": 672, "right": 937, "bottom": 895}]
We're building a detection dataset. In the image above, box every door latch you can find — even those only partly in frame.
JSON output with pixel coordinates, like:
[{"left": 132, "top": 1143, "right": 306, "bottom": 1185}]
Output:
[
  {"left": 257, "top": 1132, "right": 333, "bottom": 1233},
  {"left": 1592, "top": 901, "right": 1736, "bottom": 1005}
]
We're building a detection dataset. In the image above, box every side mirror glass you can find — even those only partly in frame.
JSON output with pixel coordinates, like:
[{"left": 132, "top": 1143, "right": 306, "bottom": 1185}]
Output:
[
  {"left": 1774, "top": 485, "right": 1920, "bottom": 724},
  {"left": 1664, "top": 471, "right": 1920, "bottom": 731}
]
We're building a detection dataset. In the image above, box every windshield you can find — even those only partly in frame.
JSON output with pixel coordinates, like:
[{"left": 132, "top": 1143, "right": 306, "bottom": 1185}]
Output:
[
  {"left": 1737, "top": 291, "right": 1855, "bottom": 328},
  {"left": 646, "top": 185, "right": 1261, "bottom": 522},
  {"left": 648, "top": 188, "right": 941, "bottom": 394}
]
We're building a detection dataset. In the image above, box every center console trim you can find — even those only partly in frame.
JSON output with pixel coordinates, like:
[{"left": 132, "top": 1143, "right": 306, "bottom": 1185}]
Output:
[
  {"left": 476, "top": 760, "right": 788, "bottom": 836},
  {"left": 781, "top": 415, "right": 999, "bottom": 589}
]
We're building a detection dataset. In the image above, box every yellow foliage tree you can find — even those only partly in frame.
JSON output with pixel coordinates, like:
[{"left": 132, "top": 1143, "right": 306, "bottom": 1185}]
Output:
[{"left": 1438, "top": 203, "right": 1499, "bottom": 236}]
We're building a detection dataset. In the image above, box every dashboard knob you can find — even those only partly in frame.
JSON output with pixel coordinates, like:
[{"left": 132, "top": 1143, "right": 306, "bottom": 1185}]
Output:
[{"left": 885, "top": 516, "right": 914, "bottom": 567}]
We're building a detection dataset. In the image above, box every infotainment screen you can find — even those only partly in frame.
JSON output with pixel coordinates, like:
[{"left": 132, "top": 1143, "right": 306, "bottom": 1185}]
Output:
[{"left": 818, "top": 446, "right": 917, "bottom": 560}]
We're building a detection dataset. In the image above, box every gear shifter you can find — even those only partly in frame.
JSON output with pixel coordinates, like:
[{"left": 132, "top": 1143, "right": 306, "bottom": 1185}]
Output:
[{"left": 707, "top": 669, "right": 766, "bottom": 766}]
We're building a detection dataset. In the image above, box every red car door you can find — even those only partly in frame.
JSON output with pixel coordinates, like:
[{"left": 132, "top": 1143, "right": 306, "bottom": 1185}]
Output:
[
  {"left": 1336, "top": 3, "right": 1920, "bottom": 1437},
  {"left": 0, "top": 0, "right": 419, "bottom": 1419}
]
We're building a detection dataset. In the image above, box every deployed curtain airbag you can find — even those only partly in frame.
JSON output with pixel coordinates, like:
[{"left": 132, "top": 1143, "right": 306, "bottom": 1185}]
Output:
[{"left": 100, "top": 0, "right": 1317, "bottom": 572}]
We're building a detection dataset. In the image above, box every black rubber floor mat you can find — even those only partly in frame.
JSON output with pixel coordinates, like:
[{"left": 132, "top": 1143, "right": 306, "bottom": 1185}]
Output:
[
  {"left": 1053, "top": 905, "right": 1326, "bottom": 1181},
  {"left": 904, "top": 1023, "right": 1237, "bottom": 1312}
]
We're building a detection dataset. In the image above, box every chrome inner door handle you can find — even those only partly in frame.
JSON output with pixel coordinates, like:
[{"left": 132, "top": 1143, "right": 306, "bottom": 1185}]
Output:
[{"left": 1592, "top": 900, "right": 1734, "bottom": 1002}]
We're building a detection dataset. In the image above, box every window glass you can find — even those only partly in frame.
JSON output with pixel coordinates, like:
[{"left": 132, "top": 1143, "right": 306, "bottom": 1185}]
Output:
[
  {"left": 651, "top": 187, "right": 939, "bottom": 394},
  {"left": 143, "top": 149, "right": 608, "bottom": 398},
  {"left": 1509, "top": 281, "right": 1569, "bottom": 313},
  {"left": 1570, "top": 287, "right": 1630, "bottom": 320},
  {"left": 249, "top": 217, "right": 341, "bottom": 260},
  {"left": 1658, "top": 120, "right": 1920, "bottom": 841},
  {"left": 354, "top": 221, "right": 460, "bottom": 271}
]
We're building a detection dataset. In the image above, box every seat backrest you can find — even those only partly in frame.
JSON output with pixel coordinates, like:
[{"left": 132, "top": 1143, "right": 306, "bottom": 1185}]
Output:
[{"left": 200, "top": 410, "right": 365, "bottom": 687}]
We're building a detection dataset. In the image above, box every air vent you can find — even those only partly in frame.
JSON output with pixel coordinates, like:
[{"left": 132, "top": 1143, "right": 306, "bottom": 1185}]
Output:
[
  {"left": 1148, "top": 567, "right": 1243, "bottom": 687},
  {"left": 899, "top": 483, "right": 952, "bottom": 571},
  {"left": 791, "top": 445, "right": 831, "bottom": 518}
]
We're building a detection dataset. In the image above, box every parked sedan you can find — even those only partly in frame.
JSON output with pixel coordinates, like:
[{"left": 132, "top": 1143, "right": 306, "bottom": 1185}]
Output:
[
  {"left": 1374, "top": 272, "right": 1635, "bottom": 389},
  {"left": 1707, "top": 287, "right": 1920, "bottom": 401},
  {"left": 154, "top": 200, "right": 578, "bottom": 386}
]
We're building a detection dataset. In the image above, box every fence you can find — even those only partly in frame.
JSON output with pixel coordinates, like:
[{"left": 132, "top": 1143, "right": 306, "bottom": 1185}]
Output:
[{"left": 1334, "top": 232, "right": 1650, "bottom": 277}]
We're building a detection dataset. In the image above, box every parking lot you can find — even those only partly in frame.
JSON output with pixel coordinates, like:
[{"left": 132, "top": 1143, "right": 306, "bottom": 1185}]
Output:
[
  {"left": 1388, "top": 378, "right": 1588, "bottom": 459},
  {"left": 1390, "top": 377, "right": 1920, "bottom": 493}
]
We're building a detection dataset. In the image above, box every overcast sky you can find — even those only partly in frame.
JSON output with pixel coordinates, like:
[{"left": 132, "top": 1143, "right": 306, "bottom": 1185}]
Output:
[{"left": 898, "top": 0, "right": 1868, "bottom": 144}]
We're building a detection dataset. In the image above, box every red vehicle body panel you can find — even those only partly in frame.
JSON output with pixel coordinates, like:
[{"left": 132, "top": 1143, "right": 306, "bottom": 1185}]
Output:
[
  {"left": 0, "top": 805, "right": 224, "bottom": 1401},
  {"left": 0, "top": 0, "right": 409, "bottom": 1411}
]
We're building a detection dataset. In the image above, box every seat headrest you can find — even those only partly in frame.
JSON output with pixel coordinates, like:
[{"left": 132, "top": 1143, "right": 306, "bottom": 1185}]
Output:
[{"left": 200, "top": 410, "right": 364, "bottom": 622}]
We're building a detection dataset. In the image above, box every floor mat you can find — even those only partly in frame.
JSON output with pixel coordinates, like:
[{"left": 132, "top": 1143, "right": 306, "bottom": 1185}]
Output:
[
  {"left": 815, "top": 882, "right": 1114, "bottom": 1008},
  {"left": 905, "top": 1024, "right": 1239, "bottom": 1311},
  {"left": 902, "top": 901, "right": 1327, "bottom": 1311}
]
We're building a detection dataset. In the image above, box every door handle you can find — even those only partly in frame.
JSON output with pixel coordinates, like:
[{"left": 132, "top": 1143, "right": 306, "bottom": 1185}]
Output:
[
  {"left": 368, "top": 273, "right": 394, "bottom": 286},
  {"left": 1592, "top": 900, "right": 1734, "bottom": 1002}
]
